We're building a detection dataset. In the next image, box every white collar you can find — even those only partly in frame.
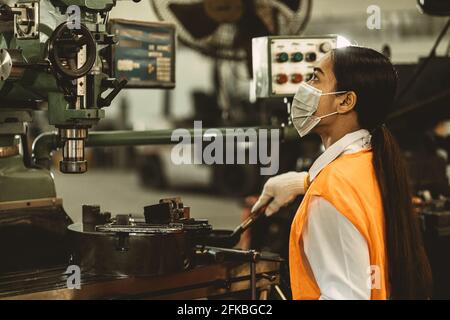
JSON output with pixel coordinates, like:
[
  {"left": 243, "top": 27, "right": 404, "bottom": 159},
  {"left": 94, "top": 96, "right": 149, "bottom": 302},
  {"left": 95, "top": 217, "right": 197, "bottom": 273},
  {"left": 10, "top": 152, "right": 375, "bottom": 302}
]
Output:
[{"left": 308, "top": 129, "right": 371, "bottom": 182}]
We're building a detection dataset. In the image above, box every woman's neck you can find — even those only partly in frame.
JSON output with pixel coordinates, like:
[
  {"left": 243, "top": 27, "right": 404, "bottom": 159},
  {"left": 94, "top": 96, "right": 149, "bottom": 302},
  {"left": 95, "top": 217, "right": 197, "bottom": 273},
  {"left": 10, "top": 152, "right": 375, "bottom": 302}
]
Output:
[{"left": 320, "top": 124, "right": 361, "bottom": 149}]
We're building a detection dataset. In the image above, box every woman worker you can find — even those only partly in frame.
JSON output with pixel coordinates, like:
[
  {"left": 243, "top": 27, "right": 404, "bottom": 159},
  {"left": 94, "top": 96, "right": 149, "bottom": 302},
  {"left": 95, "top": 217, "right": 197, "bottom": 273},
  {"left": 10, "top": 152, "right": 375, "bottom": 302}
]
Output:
[{"left": 252, "top": 46, "right": 432, "bottom": 300}]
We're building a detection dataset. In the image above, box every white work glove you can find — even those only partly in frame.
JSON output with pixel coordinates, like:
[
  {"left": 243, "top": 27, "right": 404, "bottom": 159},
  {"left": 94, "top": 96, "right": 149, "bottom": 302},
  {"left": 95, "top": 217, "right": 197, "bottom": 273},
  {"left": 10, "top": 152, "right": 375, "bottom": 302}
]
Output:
[{"left": 251, "top": 171, "right": 309, "bottom": 217}]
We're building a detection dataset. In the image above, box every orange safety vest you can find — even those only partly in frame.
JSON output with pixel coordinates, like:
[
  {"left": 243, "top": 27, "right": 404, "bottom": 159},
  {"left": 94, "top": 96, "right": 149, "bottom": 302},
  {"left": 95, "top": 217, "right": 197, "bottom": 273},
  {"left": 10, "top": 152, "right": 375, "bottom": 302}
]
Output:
[{"left": 289, "top": 149, "right": 388, "bottom": 300}]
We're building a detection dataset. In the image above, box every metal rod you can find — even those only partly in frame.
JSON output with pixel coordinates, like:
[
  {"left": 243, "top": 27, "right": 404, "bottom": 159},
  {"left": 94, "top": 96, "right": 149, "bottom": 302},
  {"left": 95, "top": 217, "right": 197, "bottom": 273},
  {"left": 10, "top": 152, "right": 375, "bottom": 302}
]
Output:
[
  {"left": 251, "top": 261, "right": 256, "bottom": 300},
  {"left": 274, "top": 284, "right": 287, "bottom": 300},
  {"left": 197, "top": 246, "right": 260, "bottom": 263}
]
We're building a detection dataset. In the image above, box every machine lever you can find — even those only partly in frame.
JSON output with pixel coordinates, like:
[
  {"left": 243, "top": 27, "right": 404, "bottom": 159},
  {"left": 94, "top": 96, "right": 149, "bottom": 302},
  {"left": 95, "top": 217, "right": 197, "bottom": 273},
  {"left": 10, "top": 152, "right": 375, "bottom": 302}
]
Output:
[{"left": 98, "top": 78, "right": 128, "bottom": 107}]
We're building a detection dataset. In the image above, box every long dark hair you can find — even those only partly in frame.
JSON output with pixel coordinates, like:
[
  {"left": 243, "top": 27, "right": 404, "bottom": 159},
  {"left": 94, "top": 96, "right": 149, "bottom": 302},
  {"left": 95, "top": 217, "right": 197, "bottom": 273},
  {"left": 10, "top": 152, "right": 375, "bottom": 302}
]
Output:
[{"left": 331, "top": 46, "right": 432, "bottom": 299}]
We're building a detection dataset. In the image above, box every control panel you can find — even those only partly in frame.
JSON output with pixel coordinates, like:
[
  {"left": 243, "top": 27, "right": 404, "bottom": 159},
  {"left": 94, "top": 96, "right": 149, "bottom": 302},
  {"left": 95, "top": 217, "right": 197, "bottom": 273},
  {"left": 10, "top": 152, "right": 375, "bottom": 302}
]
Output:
[
  {"left": 107, "top": 19, "right": 176, "bottom": 89},
  {"left": 251, "top": 35, "right": 347, "bottom": 98}
]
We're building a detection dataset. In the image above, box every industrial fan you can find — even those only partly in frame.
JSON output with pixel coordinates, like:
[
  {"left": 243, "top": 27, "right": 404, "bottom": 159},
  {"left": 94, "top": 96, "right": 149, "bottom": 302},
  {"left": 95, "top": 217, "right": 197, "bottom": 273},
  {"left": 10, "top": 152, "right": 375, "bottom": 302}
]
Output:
[{"left": 150, "top": 0, "right": 312, "bottom": 70}]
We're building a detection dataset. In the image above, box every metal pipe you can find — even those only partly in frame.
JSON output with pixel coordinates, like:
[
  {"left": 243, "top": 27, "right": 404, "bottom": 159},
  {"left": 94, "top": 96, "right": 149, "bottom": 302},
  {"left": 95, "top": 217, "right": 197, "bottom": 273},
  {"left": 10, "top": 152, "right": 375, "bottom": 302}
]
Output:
[
  {"left": 85, "top": 127, "right": 275, "bottom": 147},
  {"left": 32, "top": 131, "right": 61, "bottom": 169},
  {"left": 32, "top": 126, "right": 292, "bottom": 169}
]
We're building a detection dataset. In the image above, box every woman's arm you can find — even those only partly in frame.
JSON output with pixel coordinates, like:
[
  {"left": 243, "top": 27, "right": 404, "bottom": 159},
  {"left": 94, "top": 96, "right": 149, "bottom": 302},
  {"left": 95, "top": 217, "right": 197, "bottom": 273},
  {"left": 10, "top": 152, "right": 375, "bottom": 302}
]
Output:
[{"left": 302, "top": 196, "right": 371, "bottom": 300}]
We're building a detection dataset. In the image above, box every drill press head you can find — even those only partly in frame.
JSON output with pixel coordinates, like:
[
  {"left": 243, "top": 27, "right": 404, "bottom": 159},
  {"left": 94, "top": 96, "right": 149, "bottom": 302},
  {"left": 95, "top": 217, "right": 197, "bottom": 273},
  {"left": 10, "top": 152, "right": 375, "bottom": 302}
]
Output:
[
  {"left": 0, "top": 0, "right": 130, "bottom": 173},
  {"left": 48, "top": 1, "right": 128, "bottom": 173}
]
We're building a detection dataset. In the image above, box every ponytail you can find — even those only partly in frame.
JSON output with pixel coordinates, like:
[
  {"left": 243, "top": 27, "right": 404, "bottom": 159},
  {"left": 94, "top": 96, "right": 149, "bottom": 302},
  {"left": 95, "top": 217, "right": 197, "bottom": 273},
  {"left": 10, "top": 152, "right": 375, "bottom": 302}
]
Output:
[{"left": 371, "top": 125, "right": 432, "bottom": 299}]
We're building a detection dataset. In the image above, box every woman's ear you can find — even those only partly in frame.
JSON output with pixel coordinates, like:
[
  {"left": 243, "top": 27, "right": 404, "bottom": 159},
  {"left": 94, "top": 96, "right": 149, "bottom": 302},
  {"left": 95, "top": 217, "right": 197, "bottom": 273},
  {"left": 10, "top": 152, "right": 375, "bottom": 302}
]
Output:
[{"left": 337, "top": 91, "right": 357, "bottom": 114}]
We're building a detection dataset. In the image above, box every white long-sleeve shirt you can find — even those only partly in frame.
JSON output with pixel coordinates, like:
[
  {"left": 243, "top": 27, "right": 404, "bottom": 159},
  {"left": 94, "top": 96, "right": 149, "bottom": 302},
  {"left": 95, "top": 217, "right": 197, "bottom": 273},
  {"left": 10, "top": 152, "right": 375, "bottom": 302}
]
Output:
[{"left": 302, "top": 129, "right": 373, "bottom": 300}]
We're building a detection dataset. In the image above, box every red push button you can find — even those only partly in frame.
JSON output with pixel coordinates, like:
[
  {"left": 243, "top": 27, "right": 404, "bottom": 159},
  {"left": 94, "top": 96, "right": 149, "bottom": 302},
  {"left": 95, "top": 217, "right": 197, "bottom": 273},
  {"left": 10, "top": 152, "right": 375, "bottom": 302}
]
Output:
[
  {"left": 291, "top": 73, "right": 303, "bottom": 83},
  {"left": 276, "top": 73, "right": 288, "bottom": 84}
]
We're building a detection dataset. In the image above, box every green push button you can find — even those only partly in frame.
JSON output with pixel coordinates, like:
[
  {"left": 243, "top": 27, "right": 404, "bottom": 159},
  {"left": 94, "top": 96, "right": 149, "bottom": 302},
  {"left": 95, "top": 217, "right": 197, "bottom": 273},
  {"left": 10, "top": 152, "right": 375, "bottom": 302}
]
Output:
[
  {"left": 276, "top": 52, "right": 289, "bottom": 63},
  {"left": 291, "top": 52, "right": 303, "bottom": 62}
]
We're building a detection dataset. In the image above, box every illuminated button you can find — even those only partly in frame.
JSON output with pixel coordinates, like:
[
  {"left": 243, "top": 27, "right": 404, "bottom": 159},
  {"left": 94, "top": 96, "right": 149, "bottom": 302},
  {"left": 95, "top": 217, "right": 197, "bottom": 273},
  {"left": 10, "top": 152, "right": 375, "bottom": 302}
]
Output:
[
  {"left": 276, "top": 52, "right": 289, "bottom": 63},
  {"left": 275, "top": 73, "right": 288, "bottom": 84},
  {"left": 305, "top": 52, "right": 317, "bottom": 62},
  {"left": 319, "top": 42, "right": 332, "bottom": 53},
  {"left": 291, "top": 73, "right": 303, "bottom": 83},
  {"left": 291, "top": 52, "right": 303, "bottom": 62}
]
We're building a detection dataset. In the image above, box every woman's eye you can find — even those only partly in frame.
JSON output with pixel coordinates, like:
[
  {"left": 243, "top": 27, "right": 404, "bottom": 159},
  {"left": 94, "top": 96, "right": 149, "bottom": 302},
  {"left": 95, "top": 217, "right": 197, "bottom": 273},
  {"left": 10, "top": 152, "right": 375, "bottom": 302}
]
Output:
[{"left": 306, "top": 73, "right": 318, "bottom": 83}]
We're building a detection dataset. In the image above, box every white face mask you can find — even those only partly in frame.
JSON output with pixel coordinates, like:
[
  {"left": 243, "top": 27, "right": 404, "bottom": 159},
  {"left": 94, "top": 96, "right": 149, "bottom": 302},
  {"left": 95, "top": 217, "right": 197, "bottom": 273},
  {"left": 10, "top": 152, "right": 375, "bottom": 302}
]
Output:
[{"left": 291, "top": 82, "right": 347, "bottom": 137}]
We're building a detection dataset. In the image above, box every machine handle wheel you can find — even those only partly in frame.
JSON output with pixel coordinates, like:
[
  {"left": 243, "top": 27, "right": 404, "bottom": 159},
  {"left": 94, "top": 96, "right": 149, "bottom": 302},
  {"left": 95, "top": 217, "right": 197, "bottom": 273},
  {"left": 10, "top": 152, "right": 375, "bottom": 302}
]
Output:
[{"left": 48, "top": 22, "right": 96, "bottom": 79}]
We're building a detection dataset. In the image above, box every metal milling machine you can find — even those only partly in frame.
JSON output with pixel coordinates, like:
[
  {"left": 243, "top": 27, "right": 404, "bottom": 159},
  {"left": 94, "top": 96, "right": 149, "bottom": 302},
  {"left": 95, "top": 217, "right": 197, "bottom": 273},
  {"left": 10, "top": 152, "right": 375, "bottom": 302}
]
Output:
[{"left": 0, "top": 0, "right": 283, "bottom": 300}]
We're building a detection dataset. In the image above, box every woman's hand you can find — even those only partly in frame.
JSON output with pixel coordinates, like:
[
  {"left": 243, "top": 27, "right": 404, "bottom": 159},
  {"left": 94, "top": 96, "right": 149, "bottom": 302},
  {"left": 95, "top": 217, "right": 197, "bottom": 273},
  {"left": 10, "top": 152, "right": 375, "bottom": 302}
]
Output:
[{"left": 251, "top": 171, "right": 309, "bottom": 216}]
